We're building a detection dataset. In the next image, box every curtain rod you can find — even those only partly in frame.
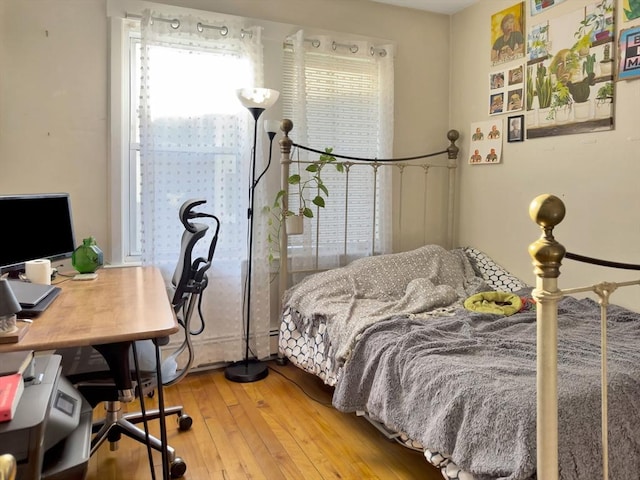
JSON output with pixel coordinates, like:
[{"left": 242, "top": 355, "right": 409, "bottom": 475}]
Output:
[
  {"left": 125, "top": 12, "right": 253, "bottom": 38},
  {"left": 283, "top": 37, "right": 387, "bottom": 56}
]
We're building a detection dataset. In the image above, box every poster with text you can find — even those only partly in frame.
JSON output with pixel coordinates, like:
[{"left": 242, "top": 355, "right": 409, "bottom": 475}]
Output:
[{"left": 618, "top": 26, "right": 640, "bottom": 80}]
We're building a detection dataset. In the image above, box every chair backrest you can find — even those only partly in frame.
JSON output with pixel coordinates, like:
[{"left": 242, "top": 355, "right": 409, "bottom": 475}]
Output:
[
  {"left": 161, "top": 198, "right": 220, "bottom": 386},
  {"left": 170, "top": 198, "right": 219, "bottom": 312}
]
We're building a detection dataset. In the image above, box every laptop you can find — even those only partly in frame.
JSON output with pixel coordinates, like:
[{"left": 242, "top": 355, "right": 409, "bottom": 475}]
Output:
[{"left": 8, "top": 280, "right": 62, "bottom": 318}]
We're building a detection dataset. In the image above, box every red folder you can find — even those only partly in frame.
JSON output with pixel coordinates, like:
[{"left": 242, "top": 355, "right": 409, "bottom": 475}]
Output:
[{"left": 0, "top": 373, "right": 24, "bottom": 422}]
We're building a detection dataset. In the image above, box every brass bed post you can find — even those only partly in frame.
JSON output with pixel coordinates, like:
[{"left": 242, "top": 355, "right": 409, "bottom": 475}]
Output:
[
  {"left": 446, "top": 129, "right": 459, "bottom": 249},
  {"left": 278, "top": 119, "right": 294, "bottom": 315},
  {"left": 528, "top": 194, "right": 567, "bottom": 480}
]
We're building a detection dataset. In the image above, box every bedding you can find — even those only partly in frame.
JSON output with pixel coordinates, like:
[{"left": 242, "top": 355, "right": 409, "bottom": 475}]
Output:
[
  {"left": 278, "top": 246, "right": 531, "bottom": 478},
  {"left": 332, "top": 293, "right": 640, "bottom": 480},
  {"left": 278, "top": 245, "right": 640, "bottom": 479},
  {"left": 278, "top": 247, "right": 526, "bottom": 386},
  {"left": 283, "top": 245, "right": 488, "bottom": 366}
]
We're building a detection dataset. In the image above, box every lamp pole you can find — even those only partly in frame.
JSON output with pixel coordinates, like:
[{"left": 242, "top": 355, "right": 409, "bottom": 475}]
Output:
[{"left": 225, "top": 89, "right": 279, "bottom": 383}]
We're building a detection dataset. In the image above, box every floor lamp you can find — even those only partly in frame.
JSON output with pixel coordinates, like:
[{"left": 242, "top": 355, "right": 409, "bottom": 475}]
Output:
[{"left": 225, "top": 88, "right": 280, "bottom": 383}]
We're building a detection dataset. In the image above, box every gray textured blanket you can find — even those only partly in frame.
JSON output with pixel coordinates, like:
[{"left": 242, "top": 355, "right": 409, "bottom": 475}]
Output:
[
  {"left": 283, "top": 245, "right": 487, "bottom": 364},
  {"left": 332, "top": 293, "right": 640, "bottom": 480}
]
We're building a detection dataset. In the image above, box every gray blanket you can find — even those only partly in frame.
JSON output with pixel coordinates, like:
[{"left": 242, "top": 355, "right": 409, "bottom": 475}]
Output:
[
  {"left": 283, "top": 245, "right": 487, "bottom": 364},
  {"left": 333, "top": 293, "right": 640, "bottom": 480}
]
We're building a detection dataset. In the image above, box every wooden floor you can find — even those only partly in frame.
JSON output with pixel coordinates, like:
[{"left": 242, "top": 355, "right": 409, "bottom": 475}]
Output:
[{"left": 86, "top": 360, "right": 443, "bottom": 480}]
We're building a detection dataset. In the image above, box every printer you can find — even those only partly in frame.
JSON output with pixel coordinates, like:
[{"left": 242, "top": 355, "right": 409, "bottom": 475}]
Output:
[{"left": 0, "top": 354, "right": 92, "bottom": 480}]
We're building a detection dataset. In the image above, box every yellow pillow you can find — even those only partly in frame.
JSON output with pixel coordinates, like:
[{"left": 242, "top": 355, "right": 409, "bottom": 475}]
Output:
[{"left": 463, "top": 291, "right": 522, "bottom": 316}]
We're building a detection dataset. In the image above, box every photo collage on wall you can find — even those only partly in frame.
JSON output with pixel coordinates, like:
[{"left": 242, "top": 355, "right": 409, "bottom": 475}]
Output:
[
  {"left": 489, "top": 65, "right": 525, "bottom": 115},
  {"left": 469, "top": 120, "right": 503, "bottom": 165},
  {"left": 488, "top": 3, "right": 526, "bottom": 118}
]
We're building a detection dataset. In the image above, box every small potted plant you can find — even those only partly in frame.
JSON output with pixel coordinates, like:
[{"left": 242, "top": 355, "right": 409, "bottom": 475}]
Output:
[
  {"left": 599, "top": 44, "right": 614, "bottom": 77},
  {"left": 549, "top": 81, "right": 572, "bottom": 123},
  {"left": 574, "top": 0, "right": 614, "bottom": 46},
  {"left": 535, "top": 63, "right": 553, "bottom": 124},
  {"left": 595, "top": 81, "right": 614, "bottom": 118},
  {"left": 264, "top": 148, "right": 343, "bottom": 263}
]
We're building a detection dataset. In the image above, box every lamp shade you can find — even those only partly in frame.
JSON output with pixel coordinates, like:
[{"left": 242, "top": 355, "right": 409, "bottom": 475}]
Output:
[
  {"left": 236, "top": 88, "right": 280, "bottom": 110},
  {"left": 0, "top": 279, "right": 20, "bottom": 318},
  {"left": 264, "top": 119, "right": 281, "bottom": 134}
]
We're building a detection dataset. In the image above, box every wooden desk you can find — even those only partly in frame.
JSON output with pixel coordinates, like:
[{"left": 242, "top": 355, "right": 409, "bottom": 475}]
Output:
[
  {"left": 2, "top": 266, "right": 178, "bottom": 480},
  {"left": 2, "top": 266, "right": 178, "bottom": 352}
]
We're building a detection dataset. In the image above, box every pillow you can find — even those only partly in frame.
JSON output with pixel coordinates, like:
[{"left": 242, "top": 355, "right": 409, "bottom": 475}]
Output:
[
  {"left": 462, "top": 247, "right": 528, "bottom": 293},
  {"left": 464, "top": 291, "right": 522, "bottom": 316}
]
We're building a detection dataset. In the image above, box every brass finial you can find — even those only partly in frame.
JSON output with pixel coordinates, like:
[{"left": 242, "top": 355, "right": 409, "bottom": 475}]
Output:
[
  {"left": 447, "top": 129, "right": 459, "bottom": 159},
  {"left": 279, "top": 119, "right": 293, "bottom": 155},
  {"left": 528, "top": 194, "right": 566, "bottom": 278}
]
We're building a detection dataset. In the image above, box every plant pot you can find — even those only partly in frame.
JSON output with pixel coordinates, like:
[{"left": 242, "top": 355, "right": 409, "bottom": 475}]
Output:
[
  {"left": 595, "top": 99, "right": 612, "bottom": 118},
  {"left": 573, "top": 101, "right": 591, "bottom": 120},
  {"left": 555, "top": 105, "right": 571, "bottom": 124},
  {"left": 285, "top": 215, "right": 304, "bottom": 235},
  {"left": 599, "top": 60, "right": 613, "bottom": 77},
  {"left": 537, "top": 107, "right": 554, "bottom": 126}
]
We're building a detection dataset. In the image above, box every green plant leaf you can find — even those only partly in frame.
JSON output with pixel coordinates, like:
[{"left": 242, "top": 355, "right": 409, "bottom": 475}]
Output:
[
  {"left": 288, "top": 175, "right": 300, "bottom": 185},
  {"left": 306, "top": 164, "right": 319, "bottom": 173},
  {"left": 302, "top": 207, "right": 314, "bottom": 218},
  {"left": 318, "top": 183, "right": 329, "bottom": 196},
  {"left": 335, "top": 163, "right": 344, "bottom": 173},
  {"left": 312, "top": 196, "right": 325, "bottom": 208}
]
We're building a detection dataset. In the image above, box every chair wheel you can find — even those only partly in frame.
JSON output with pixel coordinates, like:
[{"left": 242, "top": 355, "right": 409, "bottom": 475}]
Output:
[
  {"left": 177, "top": 414, "right": 193, "bottom": 431},
  {"left": 170, "top": 457, "right": 187, "bottom": 478}
]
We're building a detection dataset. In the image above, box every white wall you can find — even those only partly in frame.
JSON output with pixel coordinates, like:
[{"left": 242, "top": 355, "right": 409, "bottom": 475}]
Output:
[
  {"left": 450, "top": 0, "right": 640, "bottom": 310},
  {"left": 0, "top": 0, "right": 108, "bottom": 262},
  {"left": 1, "top": 0, "right": 452, "bottom": 261}
]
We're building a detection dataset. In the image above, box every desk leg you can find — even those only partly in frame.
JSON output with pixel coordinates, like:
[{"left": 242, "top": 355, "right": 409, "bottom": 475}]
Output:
[{"left": 154, "top": 338, "right": 169, "bottom": 480}]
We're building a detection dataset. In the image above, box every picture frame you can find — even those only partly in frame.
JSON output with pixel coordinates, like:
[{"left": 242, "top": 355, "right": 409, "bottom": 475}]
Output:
[
  {"left": 507, "top": 115, "right": 524, "bottom": 142},
  {"left": 617, "top": 26, "right": 640, "bottom": 80}
]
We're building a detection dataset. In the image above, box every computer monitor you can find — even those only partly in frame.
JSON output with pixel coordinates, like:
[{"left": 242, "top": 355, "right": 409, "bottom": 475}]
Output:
[{"left": 0, "top": 193, "right": 77, "bottom": 275}]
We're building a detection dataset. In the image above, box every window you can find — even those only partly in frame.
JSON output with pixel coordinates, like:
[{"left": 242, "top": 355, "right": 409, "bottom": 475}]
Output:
[
  {"left": 111, "top": 17, "right": 255, "bottom": 265},
  {"left": 281, "top": 34, "right": 394, "bottom": 261},
  {"left": 109, "top": 10, "right": 272, "bottom": 365}
]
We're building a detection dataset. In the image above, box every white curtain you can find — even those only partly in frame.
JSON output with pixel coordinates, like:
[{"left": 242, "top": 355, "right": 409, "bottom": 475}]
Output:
[
  {"left": 282, "top": 30, "right": 395, "bottom": 272},
  {"left": 138, "top": 9, "right": 271, "bottom": 365}
]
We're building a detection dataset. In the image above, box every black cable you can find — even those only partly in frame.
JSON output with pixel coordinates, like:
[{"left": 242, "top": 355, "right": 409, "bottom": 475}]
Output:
[
  {"left": 268, "top": 365, "right": 334, "bottom": 407},
  {"left": 565, "top": 252, "right": 640, "bottom": 271}
]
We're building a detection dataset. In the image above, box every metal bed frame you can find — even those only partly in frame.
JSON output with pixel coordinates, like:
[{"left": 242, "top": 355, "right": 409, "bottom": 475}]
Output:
[
  {"left": 275, "top": 118, "right": 460, "bottom": 305},
  {"left": 529, "top": 193, "right": 640, "bottom": 480}
]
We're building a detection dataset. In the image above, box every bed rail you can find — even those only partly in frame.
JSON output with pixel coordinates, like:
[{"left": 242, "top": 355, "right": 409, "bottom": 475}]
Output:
[
  {"left": 529, "top": 194, "right": 640, "bottom": 480},
  {"left": 277, "top": 119, "right": 459, "bottom": 305}
]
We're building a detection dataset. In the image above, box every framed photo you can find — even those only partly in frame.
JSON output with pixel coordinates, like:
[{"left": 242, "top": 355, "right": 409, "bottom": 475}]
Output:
[{"left": 507, "top": 115, "right": 524, "bottom": 142}]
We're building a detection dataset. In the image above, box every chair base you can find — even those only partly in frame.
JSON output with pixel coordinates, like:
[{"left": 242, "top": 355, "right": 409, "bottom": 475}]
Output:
[
  {"left": 224, "top": 359, "right": 269, "bottom": 383},
  {"left": 90, "top": 400, "right": 189, "bottom": 478}
]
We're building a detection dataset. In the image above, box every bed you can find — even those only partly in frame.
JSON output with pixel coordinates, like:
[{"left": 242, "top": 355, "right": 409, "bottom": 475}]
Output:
[{"left": 275, "top": 123, "right": 640, "bottom": 479}]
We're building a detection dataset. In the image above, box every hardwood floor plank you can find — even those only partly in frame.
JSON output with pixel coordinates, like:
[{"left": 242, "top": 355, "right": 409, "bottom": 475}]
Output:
[{"left": 86, "top": 361, "right": 443, "bottom": 479}]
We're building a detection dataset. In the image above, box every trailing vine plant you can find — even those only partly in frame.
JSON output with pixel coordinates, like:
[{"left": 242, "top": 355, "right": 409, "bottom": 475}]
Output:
[{"left": 264, "top": 147, "right": 343, "bottom": 264}]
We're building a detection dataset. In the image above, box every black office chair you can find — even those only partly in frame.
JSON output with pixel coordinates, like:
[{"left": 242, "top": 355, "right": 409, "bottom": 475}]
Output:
[{"left": 59, "top": 198, "right": 220, "bottom": 478}]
